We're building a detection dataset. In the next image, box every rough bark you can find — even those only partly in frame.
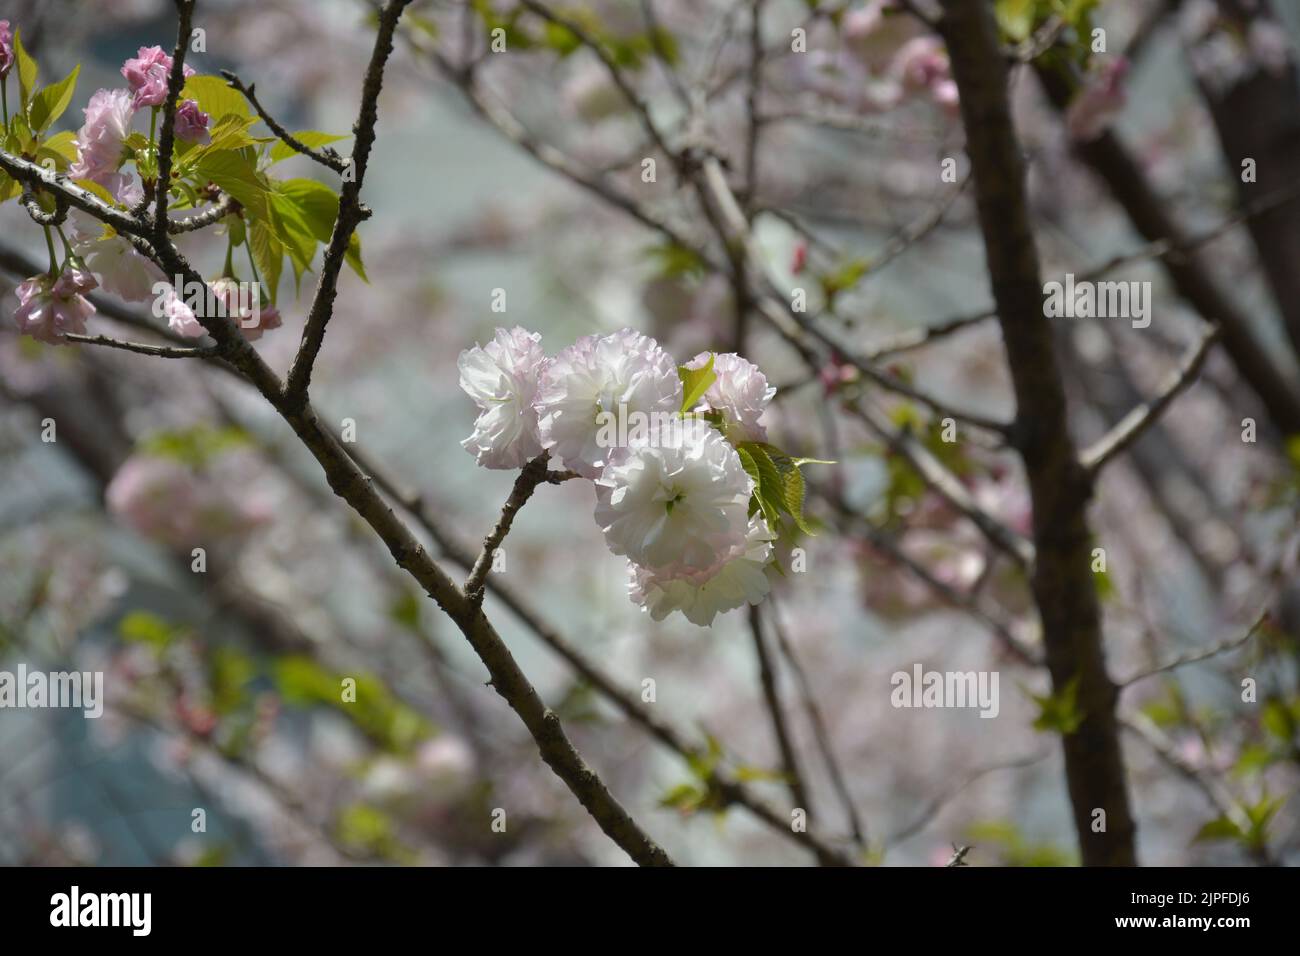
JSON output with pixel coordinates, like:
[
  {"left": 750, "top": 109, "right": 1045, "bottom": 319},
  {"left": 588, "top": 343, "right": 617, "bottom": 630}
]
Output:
[{"left": 939, "top": 0, "right": 1137, "bottom": 866}]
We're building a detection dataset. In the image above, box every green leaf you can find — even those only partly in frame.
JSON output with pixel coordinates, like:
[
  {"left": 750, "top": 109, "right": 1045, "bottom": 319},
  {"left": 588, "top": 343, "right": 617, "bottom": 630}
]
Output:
[
  {"left": 275, "top": 178, "right": 366, "bottom": 280},
  {"left": 541, "top": 21, "right": 582, "bottom": 57},
  {"left": 1192, "top": 815, "right": 1244, "bottom": 844},
  {"left": 275, "top": 177, "right": 338, "bottom": 240},
  {"left": 73, "top": 177, "right": 121, "bottom": 207},
  {"left": 1232, "top": 743, "right": 1275, "bottom": 777},
  {"left": 740, "top": 441, "right": 786, "bottom": 531},
  {"left": 14, "top": 30, "right": 38, "bottom": 110},
  {"left": 647, "top": 241, "right": 706, "bottom": 279},
  {"left": 995, "top": 0, "right": 1038, "bottom": 41},
  {"left": 198, "top": 114, "right": 258, "bottom": 155},
  {"left": 27, "top": 65, "right": 80, "bottom": 134},
  {"left": 181, "top": 74, "right": 252, "bottom": 124},
  {"left": 0, "top": 172, "right": 20, "bottom": 204},
  {"left": 819, "top": 256, "right": 870, "bottom": 298},
  {"left": 248, "top": 219, "right": 284, "bottom": 305},
  {"left": 268, "top": 130, "right": 347, "bottom": 165},
  {"left": 141, "top": 424, "right": 252, "bottom": 466},
  {"left": 779, "top": 457, "right": 813, "bottom": 534},
  {"left": 192, "top": 149, "right": 270, "bottom": 219},
  {"left": 37, "top": 129, "right": 78, "bottom": 165},
  {"left": 118, "top": 610, "right": 181, "bottom": 647},
  {"left": 1030, "top": 675, "right": 1085, "bottom": 735},
  {"left": 210, "top": 646, "right": 255, "bottom": 713},
  {"left": 268, "top": 191, "right": 320, "bottom": 282},
  {"left": 1261, "top": 698, "right": 1295, "bottom": 743},
  {"left": 678, "top": 352, "right": 715, "bottom": 413}
]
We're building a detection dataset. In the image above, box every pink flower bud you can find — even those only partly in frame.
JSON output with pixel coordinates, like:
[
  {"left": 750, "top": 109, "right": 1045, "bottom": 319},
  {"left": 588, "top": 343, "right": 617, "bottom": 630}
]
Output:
[
  {"left": 0, "top": 20, "right": 14, "bottom": 80},
  {"left": 174, "top": 98, "right": 210, "bottom": 144}
]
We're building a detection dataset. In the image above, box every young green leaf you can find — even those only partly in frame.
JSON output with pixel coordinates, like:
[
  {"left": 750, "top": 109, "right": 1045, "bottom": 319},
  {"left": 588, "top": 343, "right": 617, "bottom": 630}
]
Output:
[
  {"left": 192, "top": 149, "right": 270, "bottom": 219},
  {"left": 268, "top": 130, "right": 348, "bottom": 165},
  {"left": 14, "top": 30, "right": 38, "bottom": 109},
  {"left": 249, "top": 219, "right": 284, "bottom": 305},
  {"left": 27, "top": 64, "right": 80, "bottom": 134},
  {"left": 181, "top": 75, "right": 252, "bottom": 124},
  {"left": 677, "top": 352, "right": 715, "bottom": 413}
]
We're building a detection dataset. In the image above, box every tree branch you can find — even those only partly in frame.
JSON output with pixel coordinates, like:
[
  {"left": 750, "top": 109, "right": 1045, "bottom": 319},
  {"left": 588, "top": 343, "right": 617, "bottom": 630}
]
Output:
[
  {"left": 464, "top": 452, "right": 552, "bottom": 605},
  {"left": 62, "top": 333, "right": 219, "bottom": 359},
  {"left": 221, "top": 70, "right": 349, "bottom": 173},
  {"left": 1080, "top": 323, "right": 1221, "bottom": 474},
  {"left": 748, "top": 605, "right": 813, "bottom": 826},
  {"left": 1117, "top": 609, "right": 1268, "bottom": 690},
  {"left": 283, "top": 0, "right": 413, "bottom": 406},
  {"left": 939, "top": 0, "right": 1137, "bottom": 866}
]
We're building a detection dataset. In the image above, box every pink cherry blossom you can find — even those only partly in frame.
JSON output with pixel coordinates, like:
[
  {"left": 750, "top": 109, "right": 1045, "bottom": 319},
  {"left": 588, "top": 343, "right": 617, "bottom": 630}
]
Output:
[
  {"left": 628, "top": 516, "right": 776, "bottom": 627},
  {"left": 535, "top": 328, "right": 682, "bottom": 478},
  {"left": 106, "top": 451, "right": 270, "bottom": 548},
  {"left": 69, "top": 88, "right": 135, "bottom": 183},
  {"left": 160, "top": 286, "right": 205, "bottom": 338},
  {"left": 121, "top": 45, "right": 195, "bottom": 110},
  {"left": 207, "top": 277, "right": 282, "bottom": 341},
  {"left": 11, "top": 272, "right": 97, "bottom": 345},
  {"left": 458, "top": 326, "right": 549, "bottom": 469},
  {"left": 684, "top": 351, "right": 776, "bottom": 443},
  {"left": 889, "top": 36, "right": 960, "bottom": 113}
]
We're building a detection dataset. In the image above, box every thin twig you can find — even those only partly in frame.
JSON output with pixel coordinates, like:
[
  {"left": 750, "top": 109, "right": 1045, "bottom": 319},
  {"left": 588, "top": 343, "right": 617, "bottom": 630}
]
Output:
[
  {"left": 1081, "top": 324, "right": 1221, "bottom": 474},
  {"left": 769, "top": 597, "right": 868, "bottom": 848},
  {"left": 749, "top": 605, "right": 813, "bottom": 824},
  {"left": 63, "top": 333, "right": 219, "bottom": 359},
  {"left": 222, "top": 70, "right": 349, "bottom": 173},
  {"left": 1117, "top": 609, "right": 1269, "bottom": 690},
  {"left": 464, "top": 453, "right": 552, "bottom": 605},
  {"left": 283, "top": 0, "right": 413, "bottom": 405}
]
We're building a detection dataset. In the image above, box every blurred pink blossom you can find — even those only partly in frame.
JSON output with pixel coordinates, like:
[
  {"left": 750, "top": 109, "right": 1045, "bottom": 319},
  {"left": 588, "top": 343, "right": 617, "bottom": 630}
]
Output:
[{"left": 1066, "top": 58, "right": 1129, "bottom": 142}]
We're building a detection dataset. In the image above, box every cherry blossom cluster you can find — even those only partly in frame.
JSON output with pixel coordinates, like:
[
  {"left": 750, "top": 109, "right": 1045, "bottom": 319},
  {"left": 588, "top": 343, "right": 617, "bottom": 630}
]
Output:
[
  {"left": 3, "top": 22, "right": 315, "bottom": 346},
  {"left": 458, "top": 327, "right": 804, "bottom": 627}
]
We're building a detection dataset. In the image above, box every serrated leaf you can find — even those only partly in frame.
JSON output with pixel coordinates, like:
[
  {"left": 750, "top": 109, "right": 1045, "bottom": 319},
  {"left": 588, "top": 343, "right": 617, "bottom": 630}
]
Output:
[
  {"left": 181, "top": 74, "right": 252, "bottom": 124},
  {"left": 267, "top": 192, "right": 318, "bottom": 291},
  {"left": 249, "top": 219, "right": 284, "bottom": 305},
  {"left": 28, "top": 65, "right": 80, "bottom": 134},
  {"left": 741, "top": 442, "right": 786, "bottom": 531},
  {"left": 678, "top": 352, "right": 715, "bottom": 413},
  {"left": 14, "top": 30, "right": 38, "bottom": 109},
  {"left": 268, "top": 130, "right": 348, "bottom": 165},
  {"left": 192, "top": 149, "right": 269, "bottom": 219},
  {"left": 201, "top": 114, "right": 257, "bottom": 155}
]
